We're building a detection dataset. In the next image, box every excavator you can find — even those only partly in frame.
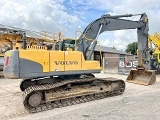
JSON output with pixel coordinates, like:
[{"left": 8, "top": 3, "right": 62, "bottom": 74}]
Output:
[
  {"left": 148, "top": 32, "right": 160, "bottom": 64},
  {"left": 3, "top": 13, "right": 156, "bottom": 113}
]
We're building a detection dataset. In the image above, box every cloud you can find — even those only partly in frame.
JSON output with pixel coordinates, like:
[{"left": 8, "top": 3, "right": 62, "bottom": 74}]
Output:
[
  {"left": 0, "top": 0, "right": 82, "bottom": 37},
  {"left": 111, "top": 0, "right": 160, "bottom": 34},
  {"left": 98, "top": 30, "right": 136, "bottom": 51},
  {"left": 94, "top": 0, "right": 160, "bottom": 50}
]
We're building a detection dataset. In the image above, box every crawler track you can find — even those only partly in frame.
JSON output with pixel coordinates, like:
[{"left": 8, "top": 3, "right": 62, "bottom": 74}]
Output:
[{"left": 23, "top": 77, "right": 125, "bottom": 113}]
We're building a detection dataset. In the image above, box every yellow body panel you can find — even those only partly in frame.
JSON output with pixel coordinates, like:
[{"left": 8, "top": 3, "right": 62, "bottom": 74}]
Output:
[
  {"left": 19, "top": 50, "right": 101, "bottom": 73},
  {"left": 81, "top": 54, "right": 100, "bottom": 70},
  {"left": 50, "top": 51, "right": 65, "bottom": 71},
  {"left": 19, "top": 50, "right": 49, "bottom": 72},
  {"left": 64, "top": 51, "right": 81, "bottom": 71},
  {"left": 82, "top": 61, "right": 100, "bottom": 70}
]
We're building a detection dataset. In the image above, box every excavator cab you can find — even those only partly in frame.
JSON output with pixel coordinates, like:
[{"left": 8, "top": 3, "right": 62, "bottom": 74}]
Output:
[{"left": 62, "top": 39, "right": 76, "bottom": 51}]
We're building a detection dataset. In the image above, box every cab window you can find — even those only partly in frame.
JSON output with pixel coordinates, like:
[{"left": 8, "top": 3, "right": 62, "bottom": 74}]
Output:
[{"left": 62, "top": 39, "right": 75, "bottom": 51}]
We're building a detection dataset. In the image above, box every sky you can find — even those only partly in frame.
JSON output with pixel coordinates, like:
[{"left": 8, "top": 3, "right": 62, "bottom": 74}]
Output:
[{"left": 0, "top": 0, "right": 160, "bottom": 51}]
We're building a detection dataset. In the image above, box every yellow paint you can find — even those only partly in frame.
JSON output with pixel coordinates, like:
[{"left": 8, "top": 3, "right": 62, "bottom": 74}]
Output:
[
  {"left": 19, "top": 49, "right": 101, "bottom": 73},
  {"left": 12, "top": 43, "right": 22, "bottom": 49},
  {"left": 148, "top": 33, "right": 160, "bottom": 63},
  {"left": 19, "top": 50, "right": 49, "bottom": 72},
  {"left": 0, "top": 33, "right": 56, "bottom": 57},
  {"left": 64, "top": 51, "right": 81, "bottom": 71},
  {"left": 49, "top": 51, "right": 65, "bottom": 71},
  {"left": 81, "top": 61, "right": 100, "bottom": 70},
  {"left": 81, "top": 54, "right": 100, "bottom": 70},
  {"left": 6, "top": 51, "right": 11, "bottom": 57}
]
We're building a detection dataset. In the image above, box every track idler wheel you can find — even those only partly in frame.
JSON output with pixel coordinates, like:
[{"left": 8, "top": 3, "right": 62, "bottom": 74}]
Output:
[
  {"left": 20, "top": 79, "right": 35, "bottom": 91},
  {"left": 28, "top": 92, "right": 42, "bottom": 107}
]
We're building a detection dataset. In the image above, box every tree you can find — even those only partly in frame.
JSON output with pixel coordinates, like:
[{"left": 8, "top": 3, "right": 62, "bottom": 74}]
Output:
[{"left": 125, "top": 42, "right": 138, "bottom": 55}]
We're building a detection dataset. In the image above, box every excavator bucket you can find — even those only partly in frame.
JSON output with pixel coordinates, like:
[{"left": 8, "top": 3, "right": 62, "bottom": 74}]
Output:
[{"left": 126, "top": 69, "right": 156, "bottom": 85}]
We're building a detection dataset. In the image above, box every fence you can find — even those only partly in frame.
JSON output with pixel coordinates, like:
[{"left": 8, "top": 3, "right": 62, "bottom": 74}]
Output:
[{"left": 102, "top": 57, "right": 138, "bottom": 75}]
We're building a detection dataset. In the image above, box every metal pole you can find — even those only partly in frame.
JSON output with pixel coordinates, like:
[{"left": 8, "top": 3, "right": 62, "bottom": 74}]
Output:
[{"left": 22, "top": 32, "right": 27, "bottom": 49}]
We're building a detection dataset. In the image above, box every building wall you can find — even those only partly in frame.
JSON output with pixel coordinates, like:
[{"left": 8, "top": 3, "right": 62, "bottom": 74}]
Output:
[
  {"left": 119, "top": 54, "right": 135, "bottom": 75},
  {"left": 103, "top": 52, "right": 120, "bottom": 73},
  {"left": 125, "top": 55, "right": 135, "bottom": 62},
  {"left": 93, "top": 51, "right": 135, "bottom": 74}
]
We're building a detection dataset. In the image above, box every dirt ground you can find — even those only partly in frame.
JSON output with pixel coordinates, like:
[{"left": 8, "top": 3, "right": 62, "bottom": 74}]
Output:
[{"left": 0, "top": 73, "right": 160, "bottom": 120}]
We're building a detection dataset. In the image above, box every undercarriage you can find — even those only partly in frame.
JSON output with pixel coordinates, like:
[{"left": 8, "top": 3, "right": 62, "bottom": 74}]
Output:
[{"left": 21, "top": 76, "right": 125, "bottom": 113}]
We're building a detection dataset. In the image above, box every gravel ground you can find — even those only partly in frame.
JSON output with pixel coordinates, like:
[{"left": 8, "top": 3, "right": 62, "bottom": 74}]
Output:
[{"left": 0, "top": 73, "right": 160, "bottom": 120}]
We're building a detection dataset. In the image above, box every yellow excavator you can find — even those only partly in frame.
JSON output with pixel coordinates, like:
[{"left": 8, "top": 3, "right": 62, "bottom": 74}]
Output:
[
  {"left": 3, "top": 13, "right": 156, "bottom": 113},
  {"left": 148, "top": 32, "right": 160, "bottom": 65}
]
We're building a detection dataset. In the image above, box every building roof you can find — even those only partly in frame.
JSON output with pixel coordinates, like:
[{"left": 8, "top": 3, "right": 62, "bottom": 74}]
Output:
[{"left": 94, "top": 45, "right": 130, "bottom": 55}]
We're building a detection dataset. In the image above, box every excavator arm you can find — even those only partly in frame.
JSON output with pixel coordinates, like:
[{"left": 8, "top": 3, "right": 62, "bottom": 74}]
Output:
[{"left": 77, "top": 13, "right": 150, "bottom": 69}]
